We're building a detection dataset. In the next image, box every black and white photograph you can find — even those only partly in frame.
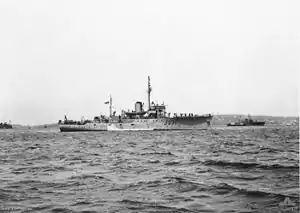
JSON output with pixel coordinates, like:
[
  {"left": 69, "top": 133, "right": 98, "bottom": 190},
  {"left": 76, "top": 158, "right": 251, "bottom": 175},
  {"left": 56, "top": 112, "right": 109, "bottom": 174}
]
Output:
[{"left": 0, "top": 0, "right": 299, "bottom": 212}]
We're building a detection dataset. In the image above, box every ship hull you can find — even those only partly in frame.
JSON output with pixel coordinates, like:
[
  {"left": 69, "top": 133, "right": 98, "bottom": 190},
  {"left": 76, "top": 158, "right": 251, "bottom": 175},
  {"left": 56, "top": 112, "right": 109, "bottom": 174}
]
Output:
[
  {"left": 250, "top": 122, "right": 265, "bottom": 126},
  {"left": 0, "top": 125, "right": 13, "bottom": 129},
  {"left": 227, "top": 122, "right": 265, "bottom": 127},
  {"left": 59, "top": 115, "right": 213, "bottom": 132},
  {"left": 59, "top": 126, "right": 107, "bottom": 132},
  {"left": 60, "top": 123, "right": 107, "bottom": 132}
]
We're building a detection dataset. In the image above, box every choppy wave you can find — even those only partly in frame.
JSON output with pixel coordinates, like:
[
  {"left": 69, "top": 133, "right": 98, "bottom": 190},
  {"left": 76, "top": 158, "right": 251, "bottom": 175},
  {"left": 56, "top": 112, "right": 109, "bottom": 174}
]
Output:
[
  {"left": 202, "top": 159, "right": 299, "bottom": 170},
  {"left": 0, "top": 126, "right": 299, "bottom": 212}
]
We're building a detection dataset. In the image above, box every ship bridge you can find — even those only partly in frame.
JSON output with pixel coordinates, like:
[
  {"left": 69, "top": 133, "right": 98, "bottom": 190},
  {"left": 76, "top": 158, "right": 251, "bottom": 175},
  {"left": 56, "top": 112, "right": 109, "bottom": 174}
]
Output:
[{"left": 147, "top": 101, "right": 167, "bottom": 118}]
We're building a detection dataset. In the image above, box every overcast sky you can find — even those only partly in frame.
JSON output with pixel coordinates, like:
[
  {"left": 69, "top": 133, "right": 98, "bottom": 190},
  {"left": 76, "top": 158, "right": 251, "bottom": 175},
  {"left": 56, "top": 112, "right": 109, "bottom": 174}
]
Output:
[{"left": 0, "top": 0, "right": 298, "bottom": 125}]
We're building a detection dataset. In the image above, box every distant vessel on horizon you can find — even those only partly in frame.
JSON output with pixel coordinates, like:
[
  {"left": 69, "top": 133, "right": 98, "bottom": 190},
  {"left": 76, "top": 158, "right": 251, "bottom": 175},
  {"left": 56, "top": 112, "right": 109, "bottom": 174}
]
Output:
[
  {"left": 227, "top": 115, "right": 266, "bottom": 127},
  {"left": 0, "top": 121, "right": 13, "bottom": 129},
  {"left": 59, "top": 76, "right": 213, "bottom": 132}
]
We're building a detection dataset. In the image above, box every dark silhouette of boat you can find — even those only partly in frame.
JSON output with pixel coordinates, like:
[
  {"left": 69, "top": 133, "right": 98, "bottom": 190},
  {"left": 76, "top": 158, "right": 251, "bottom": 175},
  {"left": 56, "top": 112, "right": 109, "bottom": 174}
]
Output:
[
  {"left": 227, "top": 115, "right": 266, "bottom": 127},
  {"left": 59, "top": 76, "right": 213, "bottom": 132},
  {"left": 0, "top": 121, "right": 13, "bottom": 129}
]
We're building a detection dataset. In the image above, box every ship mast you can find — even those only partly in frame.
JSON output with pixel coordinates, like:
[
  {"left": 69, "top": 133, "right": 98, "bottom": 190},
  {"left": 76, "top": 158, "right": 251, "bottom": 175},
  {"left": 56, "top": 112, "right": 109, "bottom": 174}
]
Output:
[
  {"left": 109, "top": 94, "right": 112, "bottom": 117},
  {"left": 147, "top": 76, "right": 152, "bottom": 111}
]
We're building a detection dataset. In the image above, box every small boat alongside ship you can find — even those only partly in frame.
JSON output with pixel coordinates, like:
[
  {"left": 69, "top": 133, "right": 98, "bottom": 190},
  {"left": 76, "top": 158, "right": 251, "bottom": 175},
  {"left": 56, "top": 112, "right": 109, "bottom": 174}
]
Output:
[
  {"left": 59, "top": 76, "right": 213, "bottom": 132},
  {"left": 227, "top": 115, "right": 266, "bottom": 127}
]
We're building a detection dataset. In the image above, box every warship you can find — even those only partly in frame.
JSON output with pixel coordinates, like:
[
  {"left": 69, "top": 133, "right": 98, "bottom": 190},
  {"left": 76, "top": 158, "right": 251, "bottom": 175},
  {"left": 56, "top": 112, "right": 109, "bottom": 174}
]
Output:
[
  {"left": 59, "top": 76, "right": 213, "bottom": 132},
  {"left": 227, "top": 114, "right": 266, "bottom": 127}
]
